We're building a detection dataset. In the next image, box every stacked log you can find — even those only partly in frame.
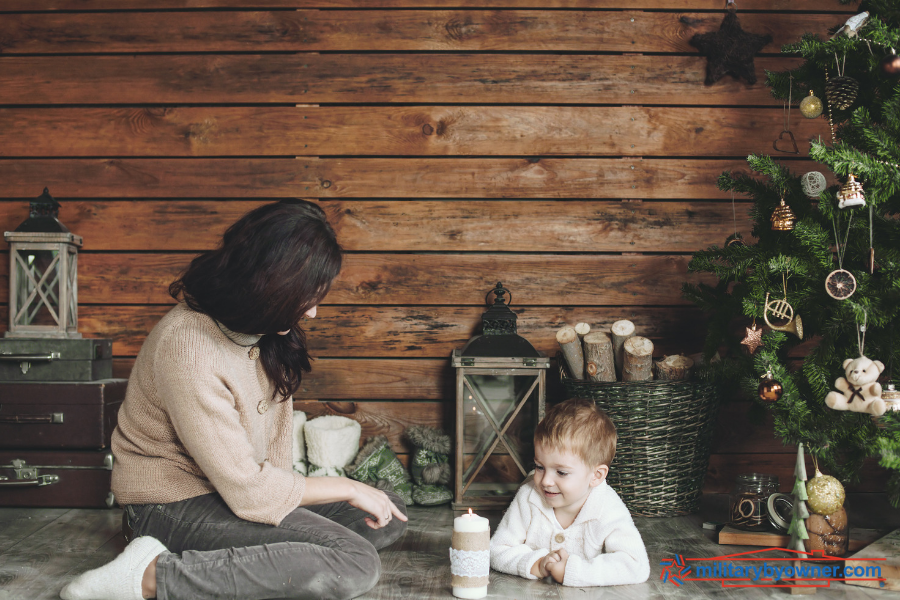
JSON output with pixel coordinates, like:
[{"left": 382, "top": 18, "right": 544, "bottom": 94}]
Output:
[
  {"left": 583, "top": 332, "right": 616, "bottom": 382},
  {"left": 654, "top": 354, "right": 694, "bottom": 381},
  {"left": 556, "top": 326, "right": 584, "bottom": 380},
  {"left": 622, "top": 336, "right": 654, "bottom": 382}
]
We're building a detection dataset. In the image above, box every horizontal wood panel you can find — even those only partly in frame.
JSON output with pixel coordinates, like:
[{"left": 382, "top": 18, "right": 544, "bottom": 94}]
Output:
[
  {"left": 0, "top": 107, "right": 830, "bottom": 157},
  {"left": 62, "top": 304, "right": 706, "bottom": 357},
  {"left": 0, "top": 1, "right": 853, "bottom": 12},
  {"left": 0, "top": 158, "right": 820, "bottom": 199},
  {"left": 0, "top": 200, "right": 755, "bottom": 253},
  {"left": 0, "top": 253, "right": 704, "bottom": 305},
  {"left": 0, "top": 11, "right": 838, "bottom": 54},
  {"left": 0, "top": 55, "right": 800, "bottom": 106},
  {"left": 704, "top": 454, "right": 887, "bottom": 494}
]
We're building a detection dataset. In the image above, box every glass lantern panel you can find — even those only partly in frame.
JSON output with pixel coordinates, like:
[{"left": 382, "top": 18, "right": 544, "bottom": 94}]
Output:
[
  {"left": 14, "top": 249, "right": 62, "bottom": 328},
  {"left": 462, "top": 373, "right": 539, "bottom": 495}
]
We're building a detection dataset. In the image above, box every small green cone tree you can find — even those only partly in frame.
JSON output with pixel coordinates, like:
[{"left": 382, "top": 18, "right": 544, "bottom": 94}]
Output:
[{"left": 788, "top": 443, "right": 810, "bottom": 553}]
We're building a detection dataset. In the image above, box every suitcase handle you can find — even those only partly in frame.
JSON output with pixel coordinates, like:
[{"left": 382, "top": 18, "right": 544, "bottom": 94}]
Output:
[
  {"left": 0, "top": 474, "right": 60, "bottom": 487},
  {"left": 0, "top": 413, "right": 64, "bottom": 424},
  {"left": 0, "top": 352, "right": 61, "bottom": 362}
]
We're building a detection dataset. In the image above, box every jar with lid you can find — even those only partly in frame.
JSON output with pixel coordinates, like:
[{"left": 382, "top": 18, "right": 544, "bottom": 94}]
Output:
[{"left": 729, "top": 473, "right": 779, "bottom": 531}]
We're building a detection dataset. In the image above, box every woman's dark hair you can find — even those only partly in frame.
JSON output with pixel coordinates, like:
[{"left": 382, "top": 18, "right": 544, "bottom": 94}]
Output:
[{"left": 169, "top": 200, "right": 342, "bottom": 400}]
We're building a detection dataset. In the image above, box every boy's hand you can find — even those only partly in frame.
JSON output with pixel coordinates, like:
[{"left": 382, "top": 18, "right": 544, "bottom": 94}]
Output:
[
  {"left": 530, "top": 552, "right": 559, "bottom": 579},
  {"left": 547, "top": 548, "right": 569, "bottom": 583}
]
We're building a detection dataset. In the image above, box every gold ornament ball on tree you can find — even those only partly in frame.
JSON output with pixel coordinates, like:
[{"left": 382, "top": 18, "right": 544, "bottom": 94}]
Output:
[
  {"left": 881, "top": 50, "right": 900, "bottom": 78},
  {"left": 758, "top": 371, "right": 783, "bottom": 402},
  {"left": 799, "top": 90, "right": 824, "bottom": 119},
  {"left": 806, "top": 469, "right": 845, "bottom": 515}
]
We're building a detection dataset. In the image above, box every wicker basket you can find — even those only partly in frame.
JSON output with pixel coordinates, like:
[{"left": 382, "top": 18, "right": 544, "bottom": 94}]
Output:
[{"left": 559, "top": 362, "right": 719, "bottom": 517}]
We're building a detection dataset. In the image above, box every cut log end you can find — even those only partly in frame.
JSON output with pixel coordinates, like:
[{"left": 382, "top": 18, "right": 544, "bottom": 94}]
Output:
[
  {"left": 556, "top": 326, "right": 577, "bottom": 345},
  {"left": 574, "top": 322, "right": 591, "bottom": 337},
  {"left": 611, "top": 319, "right": 636, "bottom": 337},
  {"left": 654, "top": 354, "right": 695, "bottom": 381}
]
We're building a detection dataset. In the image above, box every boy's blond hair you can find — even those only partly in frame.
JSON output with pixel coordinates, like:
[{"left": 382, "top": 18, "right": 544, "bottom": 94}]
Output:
[{"left": 534, "top": 397, "right": 616, "bottom": 467}]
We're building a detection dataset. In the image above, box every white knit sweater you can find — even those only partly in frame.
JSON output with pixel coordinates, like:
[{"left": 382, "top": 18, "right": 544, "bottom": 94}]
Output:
[{"left": 490, "top": 479, "right": 650, "bottom": 587}]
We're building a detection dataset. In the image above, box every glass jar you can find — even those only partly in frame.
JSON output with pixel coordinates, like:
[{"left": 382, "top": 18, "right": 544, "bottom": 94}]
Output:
[{"left": 729, "top": 473, "right": 779, "bottom": 531}]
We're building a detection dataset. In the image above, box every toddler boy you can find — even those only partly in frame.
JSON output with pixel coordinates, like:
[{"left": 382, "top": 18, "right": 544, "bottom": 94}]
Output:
[{"left": 490, "top": 397, "right": 650, "bottom": 587}]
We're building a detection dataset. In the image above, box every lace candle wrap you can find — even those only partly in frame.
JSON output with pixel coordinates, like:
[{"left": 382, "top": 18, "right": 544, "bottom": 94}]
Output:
[{"left": 450, "top": 510, "right": 490, "bottom": 599}]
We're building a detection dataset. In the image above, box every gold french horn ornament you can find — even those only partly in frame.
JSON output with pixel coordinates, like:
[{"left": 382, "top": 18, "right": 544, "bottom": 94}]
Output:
[{"left": 764, "top": 292, "right": 804, "bottom": 339}]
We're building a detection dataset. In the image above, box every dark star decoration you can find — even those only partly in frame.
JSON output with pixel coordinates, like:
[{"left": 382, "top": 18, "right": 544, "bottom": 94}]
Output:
[{"left": 690, "top": 10, "right": 773, "bottom": 85}]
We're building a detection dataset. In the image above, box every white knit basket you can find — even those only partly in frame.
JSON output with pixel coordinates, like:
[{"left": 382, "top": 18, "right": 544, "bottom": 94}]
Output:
[
  {"left": 304, "top": 415, "right": 362, "bottom": 469},
  {"left": 292, "top": 410, "right": 307, "bottom": 464}
]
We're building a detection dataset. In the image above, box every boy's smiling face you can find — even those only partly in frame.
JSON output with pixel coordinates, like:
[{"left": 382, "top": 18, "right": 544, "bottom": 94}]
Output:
[{"left": 533, "top": 441, "right": 608, "bottom": 523}]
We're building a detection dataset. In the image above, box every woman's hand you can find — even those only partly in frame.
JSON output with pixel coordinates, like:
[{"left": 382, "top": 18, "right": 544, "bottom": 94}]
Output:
[
  {"left": 347, "top": 480, "right": 408, "bottom": 529},
  {"left": 298, "top": 477, "right": 407, "bottom": 529}
]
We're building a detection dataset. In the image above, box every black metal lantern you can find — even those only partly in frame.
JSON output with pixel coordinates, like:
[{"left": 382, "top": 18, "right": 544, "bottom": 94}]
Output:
[
  {"left": 4, "top": 188, "right": 82, "bottom": 339},
  {"left": 451, "top": 283, "right": 549, "bottom": 510}
]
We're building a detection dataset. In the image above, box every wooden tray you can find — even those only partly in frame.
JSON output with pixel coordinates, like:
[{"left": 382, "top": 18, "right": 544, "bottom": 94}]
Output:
[{"left": 718, "top": 525, "right": 884, "bottom": 553}]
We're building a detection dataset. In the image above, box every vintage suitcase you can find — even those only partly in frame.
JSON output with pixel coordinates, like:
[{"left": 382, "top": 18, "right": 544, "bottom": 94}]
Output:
[
  {"left": 0, "top": 379, "right": 127, "bottom": 449},
  {"left": 0, "top": 338, "right": 113, "bottom": 381},
  {"left": 0, "top": 449, "right": 116, "bottom": 508}
]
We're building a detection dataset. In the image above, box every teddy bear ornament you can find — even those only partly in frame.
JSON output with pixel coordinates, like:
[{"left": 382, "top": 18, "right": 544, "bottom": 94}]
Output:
[{"left": 824, "top": 355, "right": 887, "bottom": 416}]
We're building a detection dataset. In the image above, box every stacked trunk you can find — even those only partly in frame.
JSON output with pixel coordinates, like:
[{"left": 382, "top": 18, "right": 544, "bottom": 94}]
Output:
[{"left": 555, "top": 319, "right": 693, "bottom": 382}]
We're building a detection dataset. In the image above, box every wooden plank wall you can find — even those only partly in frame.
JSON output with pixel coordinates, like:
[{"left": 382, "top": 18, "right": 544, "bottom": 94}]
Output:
[{"left": 1, "top": 0, "right": 882, "bottom": 493}]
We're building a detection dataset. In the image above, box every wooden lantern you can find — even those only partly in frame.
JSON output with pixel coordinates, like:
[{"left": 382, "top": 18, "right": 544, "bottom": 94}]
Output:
[
  {"left": 4, "top": 189, "right": 83, "bottom": 339},
  {"left": 451, "top": 283, "right": 548, "bottom": 510}
]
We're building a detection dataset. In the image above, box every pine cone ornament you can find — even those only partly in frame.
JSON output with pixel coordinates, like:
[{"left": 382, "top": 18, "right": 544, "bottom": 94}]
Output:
[{"left": 826, "top": 76, "right": 859, "bottom": 110}]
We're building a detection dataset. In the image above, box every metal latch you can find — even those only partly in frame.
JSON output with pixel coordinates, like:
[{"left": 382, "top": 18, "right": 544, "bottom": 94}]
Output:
[
  {"left": 0, "top": 458, "right": 60, "bottom": 487},
  {"left": 0, "top": 351, "right": 61, "bottom": 375},
  {"left": 461, "top": 357, "right": 476, "bottom": 367},
  {"left": 523, "top": 358, "right": 537, "bottom": 367}
]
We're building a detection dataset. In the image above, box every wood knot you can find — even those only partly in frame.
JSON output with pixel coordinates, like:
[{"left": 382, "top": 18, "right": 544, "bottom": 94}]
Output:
[
  {"left": 422, "top": 123, "right": 434, "bottom": 135},
  {"left": 321, "top": 179, "right": 332, "bottom": 188}
]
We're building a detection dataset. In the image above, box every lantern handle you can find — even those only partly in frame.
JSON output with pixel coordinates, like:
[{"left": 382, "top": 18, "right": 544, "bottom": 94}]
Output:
[{"left": 486, "top": 282, "right": 512, "bottom": 308}]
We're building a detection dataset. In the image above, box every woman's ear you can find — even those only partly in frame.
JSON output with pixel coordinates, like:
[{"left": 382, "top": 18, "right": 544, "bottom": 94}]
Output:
[{"left": 590, "top": 464, "right": 609, "bottom": 487}]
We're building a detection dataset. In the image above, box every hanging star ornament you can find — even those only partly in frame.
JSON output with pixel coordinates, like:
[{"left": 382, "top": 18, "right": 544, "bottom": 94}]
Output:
[
  {"left": 741, "top": 323, "right": 764, "bottom": 354},
  {"left": 690, "top": 9, "right": 773, "bottom": 85}
]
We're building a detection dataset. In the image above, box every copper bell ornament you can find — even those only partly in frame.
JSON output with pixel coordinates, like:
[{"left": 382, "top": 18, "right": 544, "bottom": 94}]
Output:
[
  {"left": 881, "top": 48, "right": 900, "bottom": 78},
  {"left": 758, "top": 371, "right": 784, "bottom": 402},
  {"left": 771, "top": 198, "right": 796, "bottom": 231},
  {"left": 837, "top": 173, "right": 866, "bottom": 209}
]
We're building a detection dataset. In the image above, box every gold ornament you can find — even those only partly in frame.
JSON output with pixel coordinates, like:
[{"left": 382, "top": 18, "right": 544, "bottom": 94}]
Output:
[
  {"left": 764, "top": 292, "right": 804, "bottom": 339},
  {"left": 837, "top": 173, "right": 865, "bottom": 209},
  {"left": 741, "top": 322, "right": 764, "bottom": 354},
  {"left": 725, "top": 233, "right": 746, "bottom": 248},
  {"left": 883, "top": 383, "right": 900, "bottom": 401},
  {"left": 758, "top": 371, "right": 783, "bottom": 402},
  {"left": 799, "top": 90, "right": 824, "bottom": 119},
  {"left": 771, "top": 198, "right": 796, "bottom": 231},
  {"left": 806, "top": 469, "right": 845, "bottom": 515}
]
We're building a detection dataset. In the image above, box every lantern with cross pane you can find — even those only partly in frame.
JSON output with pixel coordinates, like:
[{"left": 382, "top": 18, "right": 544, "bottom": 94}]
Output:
[
  {"left": 4, "top": 189, "right": 82, "bottom": 339},
  {"left": 451, "top": 283, "right": 548, "bottom": 510}
]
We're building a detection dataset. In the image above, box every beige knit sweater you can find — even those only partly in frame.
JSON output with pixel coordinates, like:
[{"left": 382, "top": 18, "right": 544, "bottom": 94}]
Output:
[{"left": 111, "top": 303, "right": 306, "bottom": 526}]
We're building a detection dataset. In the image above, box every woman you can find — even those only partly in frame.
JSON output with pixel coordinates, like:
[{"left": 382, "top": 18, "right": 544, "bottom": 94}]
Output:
[{"left": 61, "top": 200, "right": 407, "bottom": 600}]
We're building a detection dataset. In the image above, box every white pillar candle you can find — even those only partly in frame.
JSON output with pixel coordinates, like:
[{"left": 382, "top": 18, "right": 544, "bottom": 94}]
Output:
[{"left": 450, "top": 509, "right": 491, "bottom": 599}]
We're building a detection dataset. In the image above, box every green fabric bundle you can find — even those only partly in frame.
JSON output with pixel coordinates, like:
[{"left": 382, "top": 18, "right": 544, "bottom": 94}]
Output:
[
  {"left": 405, "top": 426, "right": 453, "bottom": 506},
  {"left": 346, "top": 435, "right": 413, "bottom": 506}
]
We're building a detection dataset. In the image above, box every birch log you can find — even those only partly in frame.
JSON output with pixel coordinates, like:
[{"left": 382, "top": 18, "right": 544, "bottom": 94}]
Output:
[
  {"left": 611, "top": 319, "right": 635, "bottom": 377},
  {"left": 574, "top": 322, "right": 591, "bottom": 339},
  {"left": 623, "top": 336, "right": 654, "bottom": 382},
  {"left": 583, "top": 331, "right": 616, "bottom": 382},
  {"left": 556, "top": 326, "right": 584, "bottom": 380},
  {"left": 654, "top": 354, "right": 694, "bottom": 381}
]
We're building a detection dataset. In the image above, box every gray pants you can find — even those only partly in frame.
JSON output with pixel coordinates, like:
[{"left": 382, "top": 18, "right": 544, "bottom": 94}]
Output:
[{"left": 124, "top": 491, "right": 408, "bottom": 600}]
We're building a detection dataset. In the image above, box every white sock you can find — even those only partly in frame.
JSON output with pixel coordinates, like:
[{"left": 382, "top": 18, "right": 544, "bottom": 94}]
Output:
[{"left": 60, "top": 536, "right": 167, "bottom": 600}]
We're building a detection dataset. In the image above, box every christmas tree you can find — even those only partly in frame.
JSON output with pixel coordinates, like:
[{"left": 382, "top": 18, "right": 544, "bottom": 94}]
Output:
[{"left": 684, "top": 0, "right": 900, "bottom": 505}]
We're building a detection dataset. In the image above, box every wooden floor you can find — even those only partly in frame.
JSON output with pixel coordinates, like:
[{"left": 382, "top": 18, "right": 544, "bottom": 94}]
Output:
[{"left": 0, "top": 498, "right": 896, "bottom": 600}]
